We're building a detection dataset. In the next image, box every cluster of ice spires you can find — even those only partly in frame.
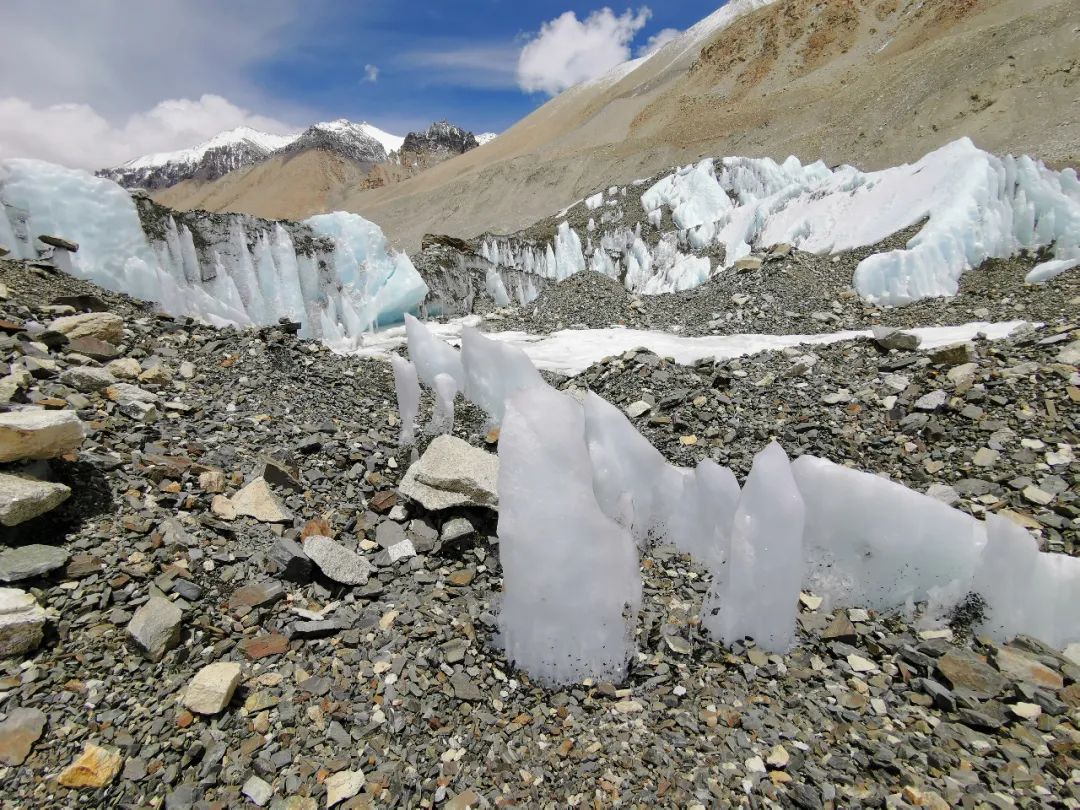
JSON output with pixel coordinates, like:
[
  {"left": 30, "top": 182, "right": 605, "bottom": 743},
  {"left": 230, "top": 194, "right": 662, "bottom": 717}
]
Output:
[
  {"left": 0, "top": 159, "right": 428, "bottom": 348},
  {"left": 479, "top": 138, "right": 1080, "bottom": 304},
  {"left": 397, "top": 316, "right": 1080, "bottom": 685}
]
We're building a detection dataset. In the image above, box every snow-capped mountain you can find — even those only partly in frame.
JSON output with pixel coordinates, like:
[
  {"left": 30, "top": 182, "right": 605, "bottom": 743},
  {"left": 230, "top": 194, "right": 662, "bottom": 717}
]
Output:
[
  {"left": 97, "top": 126, "right": 298, "bottom": 190},
  {"left": 98, "top": 118, "right": 489, "bottom": 192},
  {"left": 476, "top": 132, "right": 498, "bottom": 146}
]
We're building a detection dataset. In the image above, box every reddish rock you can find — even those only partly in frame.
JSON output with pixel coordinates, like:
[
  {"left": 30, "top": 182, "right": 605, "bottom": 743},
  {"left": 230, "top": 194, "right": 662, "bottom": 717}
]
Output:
[
  {"left": 370, "top": 491, "right": 397, "bottom": 514},
  {"left": 240, "top": 632, "right": 289, "bottom": 660}
]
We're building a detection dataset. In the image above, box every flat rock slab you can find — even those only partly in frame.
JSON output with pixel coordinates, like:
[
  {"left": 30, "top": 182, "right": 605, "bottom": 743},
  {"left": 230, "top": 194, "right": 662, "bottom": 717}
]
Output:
[
  {"left": 48, "top": 312, "right": 123, "bottom": 343},
  {"left": 0, "top": 473, "right": 71, "bottom": 527},
  {"left": 0, "top": 544, "right": 70, "bottom": 582},
  {"left": 183, "top": 661, "right": 243, "bottom": 715},
  {"left": 399, "top": 435, "right": 498, "bottom": 510},
  {"left": 303, "top": 535, "right": 371, "bottom": 585},
  {"left": 126, "top": 597, "right": 182, "bottom": 661},
  {"left": 0, "top": 410, "right": 85, "bottom": 462},
  {"left": 59, "top": 366, "right": 116, "bottom": 392},
  {"left": 0, "top": 707, "right": 47, "bottom": 766},
  {"left": 230, "top": 477, "right": 293, "bottom": 523},
  {"left": 57, "top": 743, "right": 123, "bottom": 789},
  {"left": 936, "top": 649, "right": 1006, "bottom": 697},
  {"left": 326, "top": 770, "right": 365, "bottom": 808},
  {"left": 0, "top": 588, "right": 46, "bottom": 656}
]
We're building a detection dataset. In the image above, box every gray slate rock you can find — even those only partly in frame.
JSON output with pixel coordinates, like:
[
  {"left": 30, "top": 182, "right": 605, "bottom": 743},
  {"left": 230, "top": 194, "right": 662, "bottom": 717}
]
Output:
[
  {"left": 0, "top": 473, "right": 70, "bottom": 527},
  {"left": 0, "top": 544, "right": 70, "bottom": 582},
  {"left": 302, "top": 535, "right": 371, "bottom": 585},
  {"left": 127, "top": 596, "right": 182, "bottom": 661}
]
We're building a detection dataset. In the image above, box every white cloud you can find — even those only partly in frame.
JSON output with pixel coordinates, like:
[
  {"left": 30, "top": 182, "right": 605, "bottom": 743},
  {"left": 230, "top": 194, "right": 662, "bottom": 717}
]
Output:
[
  {"left": 364, "top": 64, "right": 380, "bottom": 83},
  {"left": 398, "top": 44, "right": 520, "bottom": 89},
  {"left": 517, "top": 7, "right": 652, "bottom": 96},
  {"left": 0, "top": 95, "right": 294, "bottom": 169},
  {"left": 636, "top": 27, "right": 680, "bottom": 58}
]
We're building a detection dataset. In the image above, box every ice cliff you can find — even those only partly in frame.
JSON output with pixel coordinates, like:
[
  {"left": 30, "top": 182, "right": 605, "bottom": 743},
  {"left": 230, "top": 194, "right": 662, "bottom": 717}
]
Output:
[
  {"left": 480, "top": 139, "right": 1080, "bottom": 304},
  {"left": 0, "top": 160, "right": 427, "bottom": 347}
]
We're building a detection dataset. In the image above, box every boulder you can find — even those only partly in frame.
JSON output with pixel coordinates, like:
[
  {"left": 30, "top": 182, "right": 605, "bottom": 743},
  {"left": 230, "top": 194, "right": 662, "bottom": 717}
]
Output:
[
  {"left": 60, "top": 366, "right": 116, "bottom": 393},
  {"left": 57, "top": 743, "right": 122, "bottom": 789},
  {"left": 0, "top": 544, "right": 70, "bottom": 582},
  {"left": 182, "top": 661, "right": 243, "bottom": 714},
  {"left": 126, "top": 597, "right": 182, "bottom": 661},
  {"left": 37, "top": 234, "right": 79, "bottom": 252},
  {"left": 303, "top": 535, "right": 371, "bottom": 585},
  {"left": 230, "top": 477, "right": 293, "bottom": 523},
  {"left": 0, "top": 474, "right": 70, "bottom": 526},
  {"left": 871, "top": 326, "right": 921, "bottom": 352},
  {"left": 0, "top": 588, "right": 46, "bottom": 656},
  {"left": 0, "top": 707, "right": 47, "bottom": 766},
  {"left": 105, "top": 383, "right": 158, "bottom": 406},
  {"left": 399, "top": 435, "right": 498, "bottom": 511},
  {"left": 48, "top": 312, "right": 123, "bottom": 343},
  {"left": 0, "top": 410, "right": 85, "bottom": 462}
]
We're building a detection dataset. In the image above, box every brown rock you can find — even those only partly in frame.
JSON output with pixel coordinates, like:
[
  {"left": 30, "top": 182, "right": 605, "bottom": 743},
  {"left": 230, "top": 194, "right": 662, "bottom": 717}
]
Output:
[
  {"left": 369, "top": 491, "right": 397, "bottom": 514},
  {"left": 993, "top": 646, "right": 1064, "bottom": 691},
  {"left": 821, "top": 614, "right": 857, "bottom": 643},
  {"left": 936, "top": 649, "right": 1006, "bottom": 697},
  {"left": 301, "top": 517, "right": 333, "bottom": 538},
  {"left": 228, "top": 581, "right": 284, "bottom": 610},
  {"left": 57, "top": 743, "right": 122, "bottom": 788},
  {"left": 1061, "top": 682, "right": 1080, "bottom": 708},
  {"left": 240, "top": 632, "right": 289, "bottom": 660},
  {"left": 447, "top": 568, "right": 476, "bottom": 587}
]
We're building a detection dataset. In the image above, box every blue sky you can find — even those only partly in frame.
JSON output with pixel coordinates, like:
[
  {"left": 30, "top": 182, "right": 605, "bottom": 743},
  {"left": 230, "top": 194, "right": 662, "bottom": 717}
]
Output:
[{"left": 0, "top": 1, "right": 728, "bottom": 168}]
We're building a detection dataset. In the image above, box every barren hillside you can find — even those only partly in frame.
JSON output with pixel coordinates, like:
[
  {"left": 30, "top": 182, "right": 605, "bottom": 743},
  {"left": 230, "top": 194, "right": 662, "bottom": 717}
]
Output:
[{"left": 155, "top": 0, "right": 1080, "bottom": 251}]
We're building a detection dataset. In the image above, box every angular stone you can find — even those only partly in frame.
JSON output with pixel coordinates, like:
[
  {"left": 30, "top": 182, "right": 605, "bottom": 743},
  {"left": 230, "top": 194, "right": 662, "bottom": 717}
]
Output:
[
  {"left": 929, "top": 342, "right": 974, "bottom": 365},
  {"left": 242, "top": 775, "right": 273, "bottom": 807},
  {"left": 105, "top": 383, "right": 158, "bottom": 407},
  {"left": 0, "top": 588, "right": 46, "bottom": 656},
  {"left": 440, "top": 517, "right": 474, "bottom": 543},
  {"left": 385, "top": 539, "right": 417, "bottom": 563},
  {"left": 230, "top": 477, "right": 292, "bottom": 523},
  {"left": 256, "top": 457, "right": 303, "bottom": 492},
  {"left": 450, "top": 670, "right": 484, "bottom": 701},
  {"left": 993, "top": 646, "right": 1064, "bottom": 691},
  {"left": 182, "top": 661, "right": 242, "bottom": 714},
  {"left": 325, "top": 770, "right": 365, "bottom": 808},
  {"left": 270, "top": 537, "right": 312, "bottom": 583},
  {"left": 105, "top": 358, "right": 141, "bottom": 379},
  {"left": 936, "top": 649, "right": 1006, "bottom": 697},
  {"left": 448, "top": 568, "right": 476, "bottom": 587},
  {"left": 734, "top": 256, "right": 764, "bottom": 272},
  {"left": 872, "top": 326, "right": 921, "bottom": 352},
  {"left": 0, "top": 474, "right": 70, "bottom": 526},
  {"left": 399, "top": 435, "right": 498, "bottom": 510},
  {"left": 375, "top": 520, "right": 407, "bottom": 549},
  {"left": 210, "top": 494, "right": 237, "bottom": 519},
  {"left": 822, "top": 614, "right": 857, "bottom": 643},
  {"left": 59, "top": 366, "right": 116, "bottom": 393},
  {"left": 303, "top": 535, "right": 370, "bottom": 585},
  {"left": 127, "top": 597, "right": 182, "bottom": 661},
  {"left": 57, "top": 743, "right": 122, "bottom": 789},
  {"left": 914, "top": 390, "right": 948, "bottom": 411},
  {"left": 0, "top": 544, "right": 69, "bottom": 582},
  {"left": 0, "top": 707, "right": 47, "bottom": 766},
  {"left": 625, "top": 400, "right": 651, "bottom": 418},
  {"left": 228, "top": 581, "right": 284, "bottom": 610},
  {"left": 240, "top": 632, "right": 289, "bottom": 660},
  {"left": 48, "top": 312, "right": 123, "bottom": 343},
  {"left": 0, "top": 410, "right": 84, "bottom": 462},
  {"left": 38, "top": 234, "right": 79, "bottom": 252},
  {"left": 66, "top": 337, "right": 119, "bottom": 361}
]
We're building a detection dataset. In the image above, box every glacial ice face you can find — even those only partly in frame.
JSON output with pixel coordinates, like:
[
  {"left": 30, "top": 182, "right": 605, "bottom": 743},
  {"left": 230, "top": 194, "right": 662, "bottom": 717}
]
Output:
[
  {"left": 403, "top": 314, "right": 464, "bottom": 392},
  {"left": 665, "top": 459, "right": 740, "bottom": 570},
  {"left": 430, "top": 372, "right": 457, "bottom": 435},
  {"left": 791, "top": 455, "right": 987, "bottom": 610},
  {"left": 460, "top": 326, "right": 545, "bottom": 424},
  {"left": 497, "top": 385, "right": 641, "bottom": 685},
  {"left": 0, "top": 159, "right": 428, "bottom": 345},
  {"left": 702, "top": 442, "right": 804, "bottom": 653},
  {"left": 389, "top": 355, "right": 420, "bottom": 446},
  {"left": 582, "top": 392, "right": 687, "bottom": 546}
]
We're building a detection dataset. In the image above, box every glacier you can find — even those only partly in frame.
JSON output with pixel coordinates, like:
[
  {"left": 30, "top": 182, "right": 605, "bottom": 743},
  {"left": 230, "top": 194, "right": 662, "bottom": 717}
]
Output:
[
  {"left": 0, "top": 159, "right": 428, "bottom": 347},
  {"left": 398, "top": 315, "right": 1080, "bottom": 681},
  {"left": 478, "top": 139, "right": 1080, "bottom": 304}
]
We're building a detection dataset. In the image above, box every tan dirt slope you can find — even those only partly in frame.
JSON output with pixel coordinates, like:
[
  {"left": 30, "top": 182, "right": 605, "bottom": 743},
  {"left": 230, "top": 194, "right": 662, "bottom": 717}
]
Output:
[{"left": 154, "top": 0, "right": 1080, "bottom": 252}]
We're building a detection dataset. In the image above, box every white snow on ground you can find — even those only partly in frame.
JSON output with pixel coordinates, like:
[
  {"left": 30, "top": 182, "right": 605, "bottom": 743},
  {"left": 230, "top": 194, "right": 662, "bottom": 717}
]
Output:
[
  {"left": 355, "top": 317, "right": 1030, "bottom": 376},
  {"left": 0, "top": 159, "right": 427, "bottom": 346}
]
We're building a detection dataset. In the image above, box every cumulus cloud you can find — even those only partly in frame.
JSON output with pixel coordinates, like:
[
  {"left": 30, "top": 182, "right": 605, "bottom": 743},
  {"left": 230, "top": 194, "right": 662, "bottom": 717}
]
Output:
[
  {"left": 517, "top": 7, "right": 653, "bottom": 96},
  {"left": 636, "top": 27, "right": 680, "bottom": 58},
  {"left": 0, "top": 95, "right": 295, "bottom": 169},
  {"left": 364, "top": 64, "right": 380, "bottom": 83}
]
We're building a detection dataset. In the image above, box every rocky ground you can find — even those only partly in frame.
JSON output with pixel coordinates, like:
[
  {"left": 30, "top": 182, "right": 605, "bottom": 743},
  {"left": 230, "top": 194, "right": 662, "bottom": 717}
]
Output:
[
  {"left": 479, "top": 234, "right": 1079, "bottom": 340},
  {"left": 0, "top": 257, "right": 1078, "bottom": 809}
]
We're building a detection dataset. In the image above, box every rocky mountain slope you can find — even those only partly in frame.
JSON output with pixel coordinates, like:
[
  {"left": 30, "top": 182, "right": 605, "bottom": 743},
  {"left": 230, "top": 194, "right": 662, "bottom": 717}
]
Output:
[
  {"left": 331, "top": 0, "right": 1075, "bottom": 252},
  {"left": 148, "top": 119, "right": 490, "bottom": 218}
]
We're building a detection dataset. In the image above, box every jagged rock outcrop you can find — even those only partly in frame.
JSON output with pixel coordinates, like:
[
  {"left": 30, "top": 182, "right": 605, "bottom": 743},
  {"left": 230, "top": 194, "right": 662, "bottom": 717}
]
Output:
[
  {"left": 399, "top": 121, "right": 479, "bottom": 163},
  {"left": 277, "top": 120, "right": 388, "bottom": 165}
]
